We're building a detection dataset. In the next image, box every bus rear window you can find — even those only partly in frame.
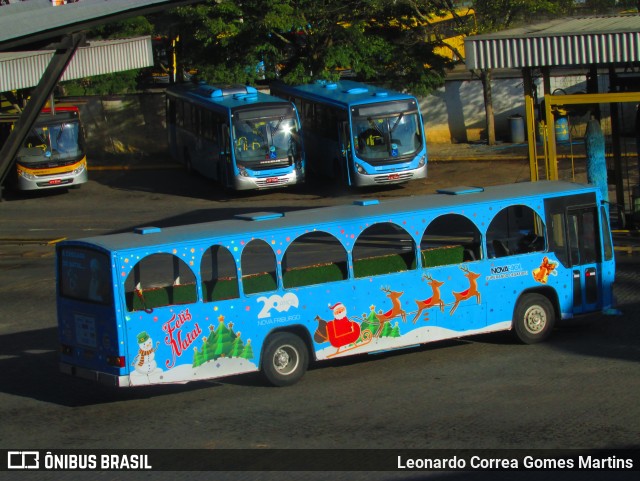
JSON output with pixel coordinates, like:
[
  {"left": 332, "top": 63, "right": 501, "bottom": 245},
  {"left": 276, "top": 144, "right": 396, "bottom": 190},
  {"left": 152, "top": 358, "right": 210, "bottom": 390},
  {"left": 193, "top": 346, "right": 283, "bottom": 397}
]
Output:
[{"left": 58, "top": 247, "right": 112, "bottom": 304}]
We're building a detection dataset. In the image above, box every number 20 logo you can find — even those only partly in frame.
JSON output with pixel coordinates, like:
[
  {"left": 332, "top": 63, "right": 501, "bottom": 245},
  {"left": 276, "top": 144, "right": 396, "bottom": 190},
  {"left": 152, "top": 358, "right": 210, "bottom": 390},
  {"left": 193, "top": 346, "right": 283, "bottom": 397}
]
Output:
[{"left": 256, "top": 293, "right": 299, "bottom": 319}]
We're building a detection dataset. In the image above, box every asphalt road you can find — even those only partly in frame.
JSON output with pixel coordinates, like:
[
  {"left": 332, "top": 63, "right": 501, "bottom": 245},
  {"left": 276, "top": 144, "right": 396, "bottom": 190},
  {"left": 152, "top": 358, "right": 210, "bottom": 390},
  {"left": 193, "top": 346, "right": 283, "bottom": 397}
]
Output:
[{"left": 1, "top": 162, "right": 639, "bottom": 481}]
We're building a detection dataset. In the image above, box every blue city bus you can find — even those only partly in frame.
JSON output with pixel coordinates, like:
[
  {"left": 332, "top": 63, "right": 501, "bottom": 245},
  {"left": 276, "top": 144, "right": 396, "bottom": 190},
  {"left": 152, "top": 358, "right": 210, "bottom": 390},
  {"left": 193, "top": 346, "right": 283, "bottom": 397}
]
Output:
[
  {"left": 270, "top": 80, "right": 427, "bottom": 187},
  {"left": 56, "top": 181, "right": 614, "bottom": 387},
  {"left": 166, "top": 83, "right": 305, "bottom": 190}
]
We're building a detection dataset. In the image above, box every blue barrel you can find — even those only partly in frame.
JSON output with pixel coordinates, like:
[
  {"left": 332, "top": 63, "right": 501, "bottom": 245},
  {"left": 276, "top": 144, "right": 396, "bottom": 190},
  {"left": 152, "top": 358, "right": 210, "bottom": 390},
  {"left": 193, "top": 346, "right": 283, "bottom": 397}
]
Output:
[
  {"left": 555, "top": 117, "right": 569, "bottom": 142},
  {"left": 509, "top": 115, "right": 525, "bottom": 143}
]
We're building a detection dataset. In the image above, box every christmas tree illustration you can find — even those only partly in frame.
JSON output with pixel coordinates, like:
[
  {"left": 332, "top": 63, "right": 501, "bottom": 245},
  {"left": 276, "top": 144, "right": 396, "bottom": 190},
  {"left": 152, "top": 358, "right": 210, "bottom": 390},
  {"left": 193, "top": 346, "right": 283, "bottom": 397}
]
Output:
[
  {"left": 229, "top": 333, "right": 245, "bottom": 358},
  {"left": 360, "top": 305, "right": 380, "bottom": 338},
  {"left": 240, "top": 339, "right": 254, "bottom": 360},
  {"left": 193, "top": 315, "right": 252, "bottom": 366},
  {"left": 193, "top": 346, "right": 204, "bottom": 368},
  {"left": 380, "top": 319, "right": 394, "bottom": 337},
  {"left": 211, "top": 317, "right": 235, "bottom": 358},
  {"left": 390, "top": 322, "right": 401, "bottom": 338}
]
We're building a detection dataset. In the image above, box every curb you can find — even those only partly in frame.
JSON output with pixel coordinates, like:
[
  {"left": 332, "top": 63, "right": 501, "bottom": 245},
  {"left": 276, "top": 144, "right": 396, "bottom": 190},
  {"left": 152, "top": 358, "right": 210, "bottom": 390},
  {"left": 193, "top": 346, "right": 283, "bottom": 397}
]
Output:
[
  {"left": 0, "top": 237, "right": 66, "bottom": 245},
  {"left": 88, "top": 164, "right": 181, "bottom": 171}
]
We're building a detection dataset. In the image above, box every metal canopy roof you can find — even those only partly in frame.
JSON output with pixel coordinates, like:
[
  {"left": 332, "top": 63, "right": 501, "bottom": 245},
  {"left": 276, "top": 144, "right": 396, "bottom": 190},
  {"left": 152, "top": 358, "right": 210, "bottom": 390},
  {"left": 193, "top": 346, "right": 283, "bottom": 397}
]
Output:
[
  {"left": 0, "top": 36, "right": 153, "bottom": 92},
  {"left": 465, "top": 14, "right": 640, "bottom": 70},
  {"left": 0, "top": 0, "right": 201, "bottom": 51}
]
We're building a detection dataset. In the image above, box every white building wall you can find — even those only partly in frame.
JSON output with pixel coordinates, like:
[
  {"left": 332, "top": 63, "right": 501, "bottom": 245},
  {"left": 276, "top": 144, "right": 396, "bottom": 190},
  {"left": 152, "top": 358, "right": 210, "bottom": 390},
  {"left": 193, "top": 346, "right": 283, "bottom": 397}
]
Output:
[{"left": 420, "top": 72, "right": 637, "bottom": 144}]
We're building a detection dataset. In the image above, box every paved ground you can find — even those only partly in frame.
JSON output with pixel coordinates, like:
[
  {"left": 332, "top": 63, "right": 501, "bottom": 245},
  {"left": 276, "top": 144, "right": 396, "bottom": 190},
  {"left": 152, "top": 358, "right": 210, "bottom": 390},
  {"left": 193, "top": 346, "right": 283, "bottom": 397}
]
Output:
[{"left": 1, "top": 143, "right": 639, "bottom": 481}]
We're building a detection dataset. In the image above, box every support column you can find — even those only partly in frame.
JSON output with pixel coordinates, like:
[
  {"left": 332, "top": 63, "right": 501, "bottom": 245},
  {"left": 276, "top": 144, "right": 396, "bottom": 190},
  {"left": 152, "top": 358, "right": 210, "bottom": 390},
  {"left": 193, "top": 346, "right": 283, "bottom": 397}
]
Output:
[
  {"left": 522, "top": 68, "right": 538, "bottom": 181},
  {"left": 608, "top": 66, "right": 625, "bottom": 218},
  {"left": 544, "top": 95, "right": 559, "bottom": 180}
]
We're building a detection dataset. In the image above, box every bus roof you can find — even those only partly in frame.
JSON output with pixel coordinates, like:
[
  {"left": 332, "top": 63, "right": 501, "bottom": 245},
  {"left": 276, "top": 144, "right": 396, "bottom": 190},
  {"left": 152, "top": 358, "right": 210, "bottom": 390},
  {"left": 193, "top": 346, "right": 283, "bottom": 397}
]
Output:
[
  {"left": 65, "top": 181, "right": 600, "bottom": 254},
  {"left": 271, "top": 80, "right": 418, "bottom": 108},
  {"left": 0, "top": 106, "right": 79, "bottom": 124},
  {"left": 166, "top": 82, "right": 293, "bottom": 113}
]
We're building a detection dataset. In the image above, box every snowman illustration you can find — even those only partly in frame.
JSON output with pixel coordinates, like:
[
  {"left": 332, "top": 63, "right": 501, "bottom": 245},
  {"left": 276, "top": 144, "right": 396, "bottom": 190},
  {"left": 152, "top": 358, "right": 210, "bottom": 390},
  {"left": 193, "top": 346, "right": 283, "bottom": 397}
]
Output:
[{"left": 131, "top": 331, "right": 162, "bottom": 379}]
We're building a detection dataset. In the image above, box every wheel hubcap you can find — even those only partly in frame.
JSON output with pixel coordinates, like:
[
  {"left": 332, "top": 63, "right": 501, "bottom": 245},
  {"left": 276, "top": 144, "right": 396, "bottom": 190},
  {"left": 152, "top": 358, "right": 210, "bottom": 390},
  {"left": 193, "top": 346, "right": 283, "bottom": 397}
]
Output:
[
  {"left": 273, "top": 345, "right": 298, "bottom": 375},
  {"left": 524, "top": 305, "right": 547, "bottom": 334}
]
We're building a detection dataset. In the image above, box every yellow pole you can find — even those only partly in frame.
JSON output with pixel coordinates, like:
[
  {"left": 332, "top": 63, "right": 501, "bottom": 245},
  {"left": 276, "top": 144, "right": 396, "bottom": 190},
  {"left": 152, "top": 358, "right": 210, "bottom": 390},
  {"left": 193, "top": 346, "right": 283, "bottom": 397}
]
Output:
[
  {"left": 525, "top": 94, "right": 538, "bottom": 181},
  {"left": 544, "top": 94, "right": 559, "bottom": 180},
  {"left": 522, "top": 69, "right": 538, "bottom": 181}
]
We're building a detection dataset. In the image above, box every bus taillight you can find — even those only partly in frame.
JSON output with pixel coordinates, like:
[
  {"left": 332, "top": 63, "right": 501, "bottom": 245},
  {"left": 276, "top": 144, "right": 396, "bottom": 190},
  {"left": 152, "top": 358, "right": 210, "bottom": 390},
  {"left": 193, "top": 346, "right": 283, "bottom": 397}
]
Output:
[
  {"left": 60, "top": 344, "right": 73, "bottom": 356},
  {"left": 107, "top": 356, "right": 126, "bottom": 368}
]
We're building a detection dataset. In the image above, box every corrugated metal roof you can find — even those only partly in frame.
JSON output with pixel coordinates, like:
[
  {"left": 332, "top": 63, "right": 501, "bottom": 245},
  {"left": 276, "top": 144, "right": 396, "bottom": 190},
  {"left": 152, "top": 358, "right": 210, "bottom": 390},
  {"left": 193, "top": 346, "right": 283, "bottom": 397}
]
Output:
[
  {"left": 465, "top": 14, "right": 640, "bottom": 69},
  {"left": 0, "top": 36, "right": 153, "bottom": 92},
  {"left": 0, "top": 0, "right": 187, "bottom": 49}
]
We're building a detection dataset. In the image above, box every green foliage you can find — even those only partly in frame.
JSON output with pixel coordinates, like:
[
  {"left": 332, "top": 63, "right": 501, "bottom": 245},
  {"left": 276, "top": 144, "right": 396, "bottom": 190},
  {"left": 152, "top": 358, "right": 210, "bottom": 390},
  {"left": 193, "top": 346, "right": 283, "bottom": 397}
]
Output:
[
  {"left": 61, "top": 71, "right": 142, "bottom": 96},
  {"left": 166, "top": 0, "right": 456, "bottom": 94},
  {"left": 56, "top": 1, "right": 593, "bottom": 97},
  {"left": 474, "top": 0, "right": 575, "bottom": 32}
]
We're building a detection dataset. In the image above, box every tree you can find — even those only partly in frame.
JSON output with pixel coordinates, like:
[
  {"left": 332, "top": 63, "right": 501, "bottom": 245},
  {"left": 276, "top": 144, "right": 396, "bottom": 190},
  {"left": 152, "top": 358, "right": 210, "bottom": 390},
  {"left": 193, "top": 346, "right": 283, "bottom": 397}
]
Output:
[
  {"left": 168, "top": 0, "right": 455, "bottom": 95},
  {"left": 474, "top": 0, "right": 575, "bottom": 32}
]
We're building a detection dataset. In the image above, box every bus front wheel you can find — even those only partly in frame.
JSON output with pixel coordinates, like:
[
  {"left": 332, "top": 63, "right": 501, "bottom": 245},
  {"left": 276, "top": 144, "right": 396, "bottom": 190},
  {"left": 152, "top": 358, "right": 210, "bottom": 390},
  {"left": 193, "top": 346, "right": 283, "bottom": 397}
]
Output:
[
  {"left": 261, "top": 332, "right": 308, "bottom": 387},
  {"left": 513, "top": 293, "right": 555, "bottom": 344}
]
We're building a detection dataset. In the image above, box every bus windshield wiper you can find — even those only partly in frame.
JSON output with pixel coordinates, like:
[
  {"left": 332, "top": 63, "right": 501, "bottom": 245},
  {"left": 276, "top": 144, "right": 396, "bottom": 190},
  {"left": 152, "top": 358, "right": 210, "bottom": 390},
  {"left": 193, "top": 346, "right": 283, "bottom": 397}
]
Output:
[
  {"left": 390, "top": 113, "right": 404, "bottom": 133},
  {"left": 367, "top": 117, "right": 383, "bottom": 136}
]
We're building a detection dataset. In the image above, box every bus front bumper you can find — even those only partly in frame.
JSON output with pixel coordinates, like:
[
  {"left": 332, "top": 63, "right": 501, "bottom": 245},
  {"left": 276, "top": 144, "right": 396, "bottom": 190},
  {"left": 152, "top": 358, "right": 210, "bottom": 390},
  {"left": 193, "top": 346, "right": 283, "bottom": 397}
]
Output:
[
  {"left": 354, "top": 162, "right": 427, "bottom": 187},
  {"left": 17, "top": 162, "right": 88, "bottom": 191},
  {"left": 234, "top": 169, "right": 304, "bottom": 190}
]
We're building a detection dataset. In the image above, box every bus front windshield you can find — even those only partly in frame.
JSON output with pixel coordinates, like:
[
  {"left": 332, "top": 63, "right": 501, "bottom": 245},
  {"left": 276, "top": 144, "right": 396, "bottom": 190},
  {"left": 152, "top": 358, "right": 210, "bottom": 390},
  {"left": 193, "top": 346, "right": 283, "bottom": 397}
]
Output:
[
  {"left": 233, "top": 114, "right": 301, "bottom": 168},
  {"left": 17, "top": 120, "right": 83, "bottom": 166},
  {"left": 352, "top": 101, "right": 422, "bottom": 163}
]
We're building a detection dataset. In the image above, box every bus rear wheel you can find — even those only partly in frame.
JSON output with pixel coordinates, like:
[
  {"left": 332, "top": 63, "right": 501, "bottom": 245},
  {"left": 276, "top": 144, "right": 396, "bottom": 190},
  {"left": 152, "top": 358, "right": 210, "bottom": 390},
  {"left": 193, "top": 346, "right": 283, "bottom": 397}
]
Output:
[
  {"left": 513, "top": 293, "right": 555, "bottom": 344},
  {"left": 261, "top": 332, "right": 308, "bottom": 387}
]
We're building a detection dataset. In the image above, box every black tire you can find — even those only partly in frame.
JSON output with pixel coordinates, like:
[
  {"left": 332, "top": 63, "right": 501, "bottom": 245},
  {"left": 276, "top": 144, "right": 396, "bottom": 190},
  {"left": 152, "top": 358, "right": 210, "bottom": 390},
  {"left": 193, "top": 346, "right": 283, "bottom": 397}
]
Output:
[
  {"left": 261, "top": 332, "right": 308, "bottom": 387},
  {"left": 513, "top": 293, "right": 555, "bottom": 344}
]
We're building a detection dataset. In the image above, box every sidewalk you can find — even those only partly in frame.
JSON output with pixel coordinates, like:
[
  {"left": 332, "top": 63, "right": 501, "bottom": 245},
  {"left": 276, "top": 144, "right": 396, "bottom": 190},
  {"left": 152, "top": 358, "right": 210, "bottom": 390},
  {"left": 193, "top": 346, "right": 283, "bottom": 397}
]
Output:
[{"left": 428, "top": 141, "right": 530, "bottom": 162}]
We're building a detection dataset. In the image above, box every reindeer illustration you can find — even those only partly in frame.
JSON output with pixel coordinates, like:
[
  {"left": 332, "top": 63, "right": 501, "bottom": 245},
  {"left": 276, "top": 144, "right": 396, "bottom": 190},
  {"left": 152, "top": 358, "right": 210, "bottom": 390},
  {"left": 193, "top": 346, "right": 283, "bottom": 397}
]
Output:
[
  {"left": 449, "top": 265, "right": 481, "bottom": 315},
  {"left": 411, "top": 273, "right": 445, "bottom": 323},
  {"left": 373, "top": 286, "right": 407, "bottom": 336}
]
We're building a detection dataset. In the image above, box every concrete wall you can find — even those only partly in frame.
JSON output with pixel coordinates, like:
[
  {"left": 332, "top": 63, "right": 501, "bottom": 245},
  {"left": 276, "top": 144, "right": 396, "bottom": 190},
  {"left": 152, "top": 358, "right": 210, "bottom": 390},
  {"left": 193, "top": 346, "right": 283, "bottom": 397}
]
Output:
[
  {"left": 422, "top": 71, "right": 638, "bottom": 144},
  {"left": 69, "top": 94, "right": 168, "bottom": 161},
  {"left": 422, "top": 76, "right": 526, "bottom": 143}
]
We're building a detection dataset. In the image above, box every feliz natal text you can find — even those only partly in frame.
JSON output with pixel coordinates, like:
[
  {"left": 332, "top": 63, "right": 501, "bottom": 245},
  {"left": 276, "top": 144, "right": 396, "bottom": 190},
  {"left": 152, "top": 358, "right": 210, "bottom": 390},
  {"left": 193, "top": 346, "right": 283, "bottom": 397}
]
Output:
[{"left": 162, "top": 308, "right": 202, "bottom": 369}]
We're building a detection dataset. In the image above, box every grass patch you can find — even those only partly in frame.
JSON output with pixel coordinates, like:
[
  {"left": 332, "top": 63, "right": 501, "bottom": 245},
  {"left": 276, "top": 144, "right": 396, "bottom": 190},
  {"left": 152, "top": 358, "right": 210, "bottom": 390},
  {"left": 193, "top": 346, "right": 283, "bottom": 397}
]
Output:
[
  {"left": 283, "top": 262, "right": 347, "bottom": 288},
  {"left": 202, "top": 278, "right": 239, "bottom": 302},
  {"left": 421, "top": 245, "right": 464, "bottom": 267},
  {"left": 353, "top": 252, "right": 414, "bottom": 278}
]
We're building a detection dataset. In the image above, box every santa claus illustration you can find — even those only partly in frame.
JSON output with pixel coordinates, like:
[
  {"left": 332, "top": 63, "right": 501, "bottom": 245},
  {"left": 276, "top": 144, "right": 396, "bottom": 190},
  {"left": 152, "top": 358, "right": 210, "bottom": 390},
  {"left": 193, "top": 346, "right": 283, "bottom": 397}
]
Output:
[{"left": 314, "top": 302, "right": 361, "bottom": 355}]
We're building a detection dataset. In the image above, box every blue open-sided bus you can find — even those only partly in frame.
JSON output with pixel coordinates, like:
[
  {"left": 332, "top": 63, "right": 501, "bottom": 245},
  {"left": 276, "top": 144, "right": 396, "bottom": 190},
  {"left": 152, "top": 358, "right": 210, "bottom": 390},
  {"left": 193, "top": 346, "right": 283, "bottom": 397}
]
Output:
[{"left": 56, "top": 181, "right": 614, "bottom": 387}]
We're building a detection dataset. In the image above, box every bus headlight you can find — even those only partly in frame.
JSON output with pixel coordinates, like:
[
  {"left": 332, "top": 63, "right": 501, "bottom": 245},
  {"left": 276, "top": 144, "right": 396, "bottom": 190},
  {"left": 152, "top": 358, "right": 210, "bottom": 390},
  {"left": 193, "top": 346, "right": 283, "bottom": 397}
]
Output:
[
  {"left": 355, "top": 163, "right": 365, "bottom": 174},
  {"left": 17, "top": 168, "right": 37, "bottom": 180},
  {"left": 72, "top": 162, "right": 86, "bottom": 175},
  {"left": 238, "top": 167, "right": 249, "bottom": 177},
  {"left": 418, "top": 155, "right": 426, "bottom": 167}
]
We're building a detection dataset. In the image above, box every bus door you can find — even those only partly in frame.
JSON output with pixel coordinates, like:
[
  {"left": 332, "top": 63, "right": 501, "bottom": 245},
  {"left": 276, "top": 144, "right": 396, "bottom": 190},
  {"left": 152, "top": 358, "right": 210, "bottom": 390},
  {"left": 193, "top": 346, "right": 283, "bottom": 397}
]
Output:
[
  {"left": 220, "top": 124, "right": 231, "bottom": 186},
  {"left": 566, "top": 205, "right": 602, "bottom": 314},
  {"left": 338, "top": 120, "right": 352, "bottom": 184}
]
